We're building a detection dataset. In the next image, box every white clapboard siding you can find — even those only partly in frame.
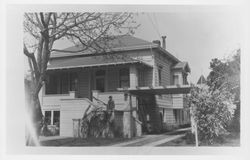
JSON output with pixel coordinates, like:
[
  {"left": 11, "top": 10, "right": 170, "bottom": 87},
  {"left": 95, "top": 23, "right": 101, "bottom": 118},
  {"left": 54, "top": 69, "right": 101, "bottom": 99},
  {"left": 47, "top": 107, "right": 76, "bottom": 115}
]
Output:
[
  {"left": 163, "top": 108, "right": 176, "bottom": 124},
  {"left": 41, "top": 105, "right": 60, "bottom": 111},
  {"left": 138, "top": 68, "right": 153, "bottom": 87},
  {"left": 154, "top": 51, "right": 172, "bottom": 86},
  {"left": 60, "top": 99, "right": 90, "bottom": 137},
  {"left": 155, "top": 95, "right": 172, "bottom": 108},
  {"left": 127, "top": 50, "right": 154, "bottom": 66},
  {"left": 154, "top": 51, "right": 173, "bottom": 108},
  {"left": 42, "top": 92, "right": 75, "bottom": 106},
  {"left": 172, "top": 94, "right": 184, "bottom": 109}
]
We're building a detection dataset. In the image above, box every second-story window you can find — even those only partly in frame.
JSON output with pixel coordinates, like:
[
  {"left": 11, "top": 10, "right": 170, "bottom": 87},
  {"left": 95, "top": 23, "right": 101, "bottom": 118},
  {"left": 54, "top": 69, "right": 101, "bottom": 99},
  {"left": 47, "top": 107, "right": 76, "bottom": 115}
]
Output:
[
  {"left": 45, "top": 72, "right": 78, "bottom": 95},
  {"left": 158, "top": 66, "right": 162, "bottom": 86},
  {"left": 70, "top": 72, "right": 78, "bottom": 91},
  {"left": 138, "top": 68, "right": 145, "bottom": 87},
  {"left": 183, "top": 73, "right": 188, "bottom": 85},
  {"left": 60, "top": 72, "right": 69, "bottom": 94},
  {"left": 173, "top": 75, "right": 179, "bottom": 85},
  {"left": 95, "top": 70, "right": 105, "bottom": 92},
  {"left": 45, "top": 74, "right": 58, "bottom": 94},
  {"left": 119, "top": 68, "right": 130, "bottom": 88}
]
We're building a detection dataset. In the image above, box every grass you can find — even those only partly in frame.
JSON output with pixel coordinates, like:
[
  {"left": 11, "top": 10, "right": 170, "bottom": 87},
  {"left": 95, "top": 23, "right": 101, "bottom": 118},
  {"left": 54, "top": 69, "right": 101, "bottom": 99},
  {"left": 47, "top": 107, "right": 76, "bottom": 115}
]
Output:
[
  {"left": 158, "top": 132, "right": 240, "bottom": 147},
  {"left": 40, "top": 137, "right": 139, "bottom": 146},
  {"left": 157, "top": 136, "right": 195, "bottom": 146},
  {"left": 206, "top": 132, "right": 240, "bottom": 146}
]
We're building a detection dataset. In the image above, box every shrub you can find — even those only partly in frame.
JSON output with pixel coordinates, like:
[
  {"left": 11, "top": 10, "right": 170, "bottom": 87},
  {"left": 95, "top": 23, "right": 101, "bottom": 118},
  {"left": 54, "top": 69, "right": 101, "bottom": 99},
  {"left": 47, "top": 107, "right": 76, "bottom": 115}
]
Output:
[{"left": 188, "top": 85, "right": 236, "bottom": 145}]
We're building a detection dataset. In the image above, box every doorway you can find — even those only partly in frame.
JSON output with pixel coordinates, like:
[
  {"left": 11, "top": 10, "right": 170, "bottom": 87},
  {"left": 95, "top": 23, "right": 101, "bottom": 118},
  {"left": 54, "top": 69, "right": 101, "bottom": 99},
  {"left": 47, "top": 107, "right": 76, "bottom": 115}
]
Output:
[{"left": 95, "top": 70, "right": 105, "bottom": 92}]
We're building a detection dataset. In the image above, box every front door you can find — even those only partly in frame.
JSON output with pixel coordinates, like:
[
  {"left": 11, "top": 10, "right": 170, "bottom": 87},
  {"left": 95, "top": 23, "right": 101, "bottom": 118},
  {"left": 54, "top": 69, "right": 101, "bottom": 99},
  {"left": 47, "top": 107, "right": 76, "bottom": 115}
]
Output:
[
  {"left": 96, "top": 77, "right": 105, "bottom": 92},
  {"left": 95, "top": 70, "right": 105, "bottom": 92}
]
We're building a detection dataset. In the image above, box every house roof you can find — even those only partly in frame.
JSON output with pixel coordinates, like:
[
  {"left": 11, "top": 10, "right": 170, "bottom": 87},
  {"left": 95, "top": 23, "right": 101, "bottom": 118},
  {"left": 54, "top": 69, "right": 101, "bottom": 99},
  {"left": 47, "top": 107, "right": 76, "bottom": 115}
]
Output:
[
  {"left": 48, "top": 35, "right": 184, "bottom": 70},
  {"left": 50, "top": 35, "right": 180, "bottom": 62},
  {"left": 51, "top": 35, "right": 159, "bottom": 58},
  {"left": 197, "top": 75, "right": 206, "bottom": 84},
  {"left": 172, "top": 62, "right": 191, "bottom": 73},
  {"left": 47, "top": 54, "right": 152, "bottom": 70}
]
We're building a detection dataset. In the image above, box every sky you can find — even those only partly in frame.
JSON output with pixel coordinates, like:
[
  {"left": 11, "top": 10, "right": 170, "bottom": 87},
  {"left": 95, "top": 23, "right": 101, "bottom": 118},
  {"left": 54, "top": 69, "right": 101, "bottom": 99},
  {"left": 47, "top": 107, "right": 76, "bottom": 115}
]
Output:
[
  {"left": 133, "top": 10, "right": 242, "bottom": 83},
  {"left": 52, "top": 6, "right": 243, "bottom": 83}
]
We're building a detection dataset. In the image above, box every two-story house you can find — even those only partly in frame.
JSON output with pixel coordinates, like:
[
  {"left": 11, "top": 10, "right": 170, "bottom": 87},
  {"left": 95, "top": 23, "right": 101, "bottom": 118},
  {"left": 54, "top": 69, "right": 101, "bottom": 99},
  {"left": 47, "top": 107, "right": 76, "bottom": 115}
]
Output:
[{"left": 41, "top": 35, "right": 191, "bottom": 138}]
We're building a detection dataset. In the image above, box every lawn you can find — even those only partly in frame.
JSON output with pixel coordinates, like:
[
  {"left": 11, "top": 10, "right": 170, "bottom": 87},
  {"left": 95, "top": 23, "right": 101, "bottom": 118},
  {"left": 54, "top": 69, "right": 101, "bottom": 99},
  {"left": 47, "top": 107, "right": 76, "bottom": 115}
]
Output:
[
  {"left": 158, "top": 132, "right": 240, "bottom": 147},
  {"left": 40, "top": 137, "right": 139, "bottom": 146}
]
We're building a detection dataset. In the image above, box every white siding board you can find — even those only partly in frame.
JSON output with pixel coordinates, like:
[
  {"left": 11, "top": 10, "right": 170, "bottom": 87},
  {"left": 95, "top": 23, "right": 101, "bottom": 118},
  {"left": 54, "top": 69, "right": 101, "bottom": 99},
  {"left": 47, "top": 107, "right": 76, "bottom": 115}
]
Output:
[
  {"left": 163, "top": 109, "right": 176, "bottom": 124},
  {"left": 60, "top": 100, "right": 90, "bottom": 137}
]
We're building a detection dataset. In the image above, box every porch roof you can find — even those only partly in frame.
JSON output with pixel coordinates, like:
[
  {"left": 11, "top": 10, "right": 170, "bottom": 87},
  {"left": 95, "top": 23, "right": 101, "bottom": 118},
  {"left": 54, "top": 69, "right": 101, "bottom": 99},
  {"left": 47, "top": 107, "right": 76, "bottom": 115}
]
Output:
[
  {"left": 47, "top": 54, "right": 152, "bottom": 70},
  {"left": 117, "top": 85, "right": 191, "bottom": 95}
]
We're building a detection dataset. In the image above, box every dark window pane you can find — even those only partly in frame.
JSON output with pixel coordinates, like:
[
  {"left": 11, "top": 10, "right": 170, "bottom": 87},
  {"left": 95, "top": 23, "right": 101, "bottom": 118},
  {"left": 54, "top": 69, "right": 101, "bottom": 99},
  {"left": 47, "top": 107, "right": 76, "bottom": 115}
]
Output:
[
  {"left": 96, "top": 70, "right": 105, "bottom": 76},
  {"left": 45, "top": 74, "right": 59, "bottom": 94},
  {"left": 96, "top": 78, "right": 105, "bottom": 92},
  {"left": 61, "top": 73, "right": 69, "bottom": 94},
  {"left": 53, "top": 111, "right": 60, "bottom": 126},
  {"left": 45, "top": 111, "right": 51, "bottom": 125},
  {"left": 70, "top": 72, "right": 78, "bottom": 91},
  {"left": 95, "top": 70, "right": 105, "bottom": 92},
  {"left": 158, "top": 66, "right": 162, "bottom": 86},
  {"left": 138, "top": 69, "right": 145, "bottom": 87},
  {"left": 119, "top": 68, "right": 129, "bottom": 88},
  {"left": 173, "top": 109, "right": 178, "bottom": 122}
]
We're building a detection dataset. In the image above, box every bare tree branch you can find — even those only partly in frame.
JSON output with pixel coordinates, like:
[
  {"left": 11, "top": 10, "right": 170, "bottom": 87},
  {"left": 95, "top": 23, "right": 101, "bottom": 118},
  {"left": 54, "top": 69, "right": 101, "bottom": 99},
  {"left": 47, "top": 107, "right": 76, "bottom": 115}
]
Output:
[
  {"left": 23, "top": 12, "right": 139, "bottom": 137},
  {"left": 24, "top": 44, "right": 40, "bottom": 81}
]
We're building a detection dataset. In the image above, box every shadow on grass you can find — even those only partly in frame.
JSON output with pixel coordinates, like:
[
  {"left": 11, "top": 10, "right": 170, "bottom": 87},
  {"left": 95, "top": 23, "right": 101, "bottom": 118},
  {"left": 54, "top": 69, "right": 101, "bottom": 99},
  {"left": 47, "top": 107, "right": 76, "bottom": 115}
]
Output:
[
  {"left": 157, "top": 131, "right": 240, "bottom": 147},
  {"left": 40, "top": 137, "right": 134, "bottom": 146}
]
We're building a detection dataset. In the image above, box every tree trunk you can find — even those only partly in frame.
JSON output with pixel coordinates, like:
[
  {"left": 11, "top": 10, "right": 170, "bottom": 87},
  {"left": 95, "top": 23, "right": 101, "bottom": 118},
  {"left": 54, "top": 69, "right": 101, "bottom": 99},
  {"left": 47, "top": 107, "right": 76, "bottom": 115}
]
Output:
[{"left": 25, "top": 80, "right": 43, "bottom": 146}]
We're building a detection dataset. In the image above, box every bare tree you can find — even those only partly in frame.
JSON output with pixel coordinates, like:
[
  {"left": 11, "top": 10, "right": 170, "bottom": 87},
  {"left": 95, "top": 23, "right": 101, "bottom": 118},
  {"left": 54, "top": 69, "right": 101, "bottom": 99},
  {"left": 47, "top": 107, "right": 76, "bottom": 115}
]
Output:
[{"left": 24, "top": 12, "right": 138, "bottom": 145}]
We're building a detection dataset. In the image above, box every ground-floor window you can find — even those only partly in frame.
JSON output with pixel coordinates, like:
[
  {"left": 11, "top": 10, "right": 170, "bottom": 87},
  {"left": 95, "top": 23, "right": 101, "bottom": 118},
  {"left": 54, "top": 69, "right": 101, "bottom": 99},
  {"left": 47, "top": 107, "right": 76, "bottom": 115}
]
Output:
[
  {"left": 53, "top": 111, "right": 60, "bottom": 126},
  {"left": 44, "top": 110, "right": 60, "bottom": 126},
  {"left": 44, "top": 111, "right": 52, "bottom": 125},
  {"left": 43, "top": 110, "right": 60, "bottom": 136},
  {"left": 173, "top": 109, "right": 184, "bottom": 124}
]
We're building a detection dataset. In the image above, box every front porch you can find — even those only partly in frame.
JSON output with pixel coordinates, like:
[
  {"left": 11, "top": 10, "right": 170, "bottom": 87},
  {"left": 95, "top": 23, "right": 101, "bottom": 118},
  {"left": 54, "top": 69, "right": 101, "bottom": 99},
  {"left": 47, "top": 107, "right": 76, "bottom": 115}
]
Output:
[
  {"left": 41, "top": 61, "right": 151, "bottom": 138},
  {"left": 44, "top": 63, "right": 153, "bottom": 99},
  {"left": 40, "top": 56, "right": 191, "bottom": 138}
]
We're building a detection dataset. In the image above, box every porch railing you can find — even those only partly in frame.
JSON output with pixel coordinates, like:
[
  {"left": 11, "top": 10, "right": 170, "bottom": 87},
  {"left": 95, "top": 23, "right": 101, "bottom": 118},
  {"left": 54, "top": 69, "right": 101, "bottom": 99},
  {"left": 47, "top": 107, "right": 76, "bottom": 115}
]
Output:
[{"left": 92, "top": 91, "right": 127, "bottom": 111}]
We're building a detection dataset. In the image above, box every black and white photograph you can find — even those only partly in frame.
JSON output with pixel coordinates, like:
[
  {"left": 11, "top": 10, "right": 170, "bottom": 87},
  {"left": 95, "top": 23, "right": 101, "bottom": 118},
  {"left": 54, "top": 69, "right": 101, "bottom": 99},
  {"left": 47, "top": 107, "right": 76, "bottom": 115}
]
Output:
[{"left": 2, "top": 0, "right": 250, "bottom": 159}]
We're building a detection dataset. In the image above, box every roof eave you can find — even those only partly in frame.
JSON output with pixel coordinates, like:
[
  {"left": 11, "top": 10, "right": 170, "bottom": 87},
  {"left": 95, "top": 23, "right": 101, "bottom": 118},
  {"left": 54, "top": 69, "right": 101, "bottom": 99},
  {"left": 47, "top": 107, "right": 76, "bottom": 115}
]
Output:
[
  {"left": 47, "top": 61, "right": 153, "bottom": 71},
  {"left": 156, "top": 47, "right": 180, "bottom": 63},
  {"left": 50, "top": 44, "right": 159, "bottom": 59}
]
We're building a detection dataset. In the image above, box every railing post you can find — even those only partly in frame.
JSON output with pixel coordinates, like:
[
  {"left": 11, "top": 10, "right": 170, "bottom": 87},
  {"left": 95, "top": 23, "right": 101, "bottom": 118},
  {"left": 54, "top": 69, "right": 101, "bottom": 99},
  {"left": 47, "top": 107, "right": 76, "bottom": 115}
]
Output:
[
  {"left": 69, "top": 91, "right": 76, "bottom": 98},
  {"left": 92, "top": 90, "right": 99, "bottom": 103}
]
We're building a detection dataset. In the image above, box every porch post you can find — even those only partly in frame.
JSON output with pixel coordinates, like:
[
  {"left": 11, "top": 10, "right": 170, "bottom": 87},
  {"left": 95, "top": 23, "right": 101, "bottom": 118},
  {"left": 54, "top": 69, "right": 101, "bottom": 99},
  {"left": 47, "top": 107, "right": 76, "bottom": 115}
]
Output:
[
  {"left": 129, "top": 65, "right": 138, "bottom": 88},
  {"left": 92, "top": 90, "right": 99, "bottom": 103},
  {"left": 123, "top": 93, "right": 132, "bottom": 138}
]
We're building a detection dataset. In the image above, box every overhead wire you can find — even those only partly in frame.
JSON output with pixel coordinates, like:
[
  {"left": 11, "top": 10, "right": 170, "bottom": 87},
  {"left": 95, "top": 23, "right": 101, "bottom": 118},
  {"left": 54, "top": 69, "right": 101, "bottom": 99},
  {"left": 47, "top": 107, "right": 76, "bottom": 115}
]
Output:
[
  {"left": 153, "top": 13, "right": 161, "bottom": 35},
  {"left": 146, "top": 13, "right": 161, "bottom": 38}
]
